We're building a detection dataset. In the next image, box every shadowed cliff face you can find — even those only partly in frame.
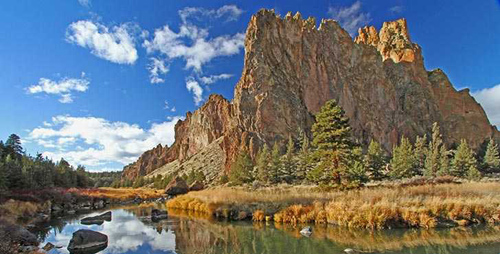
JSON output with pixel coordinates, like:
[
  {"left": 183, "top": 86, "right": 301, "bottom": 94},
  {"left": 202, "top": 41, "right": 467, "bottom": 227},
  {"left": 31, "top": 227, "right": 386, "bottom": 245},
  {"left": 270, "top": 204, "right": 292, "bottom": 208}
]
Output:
[{"left": 123, "top": 9, "right": 499, "bottom": 180}]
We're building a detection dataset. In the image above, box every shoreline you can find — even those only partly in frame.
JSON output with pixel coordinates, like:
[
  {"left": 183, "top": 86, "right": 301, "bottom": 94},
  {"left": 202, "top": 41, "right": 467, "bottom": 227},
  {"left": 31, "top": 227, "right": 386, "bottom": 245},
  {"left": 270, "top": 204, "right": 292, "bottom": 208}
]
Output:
[
  {"left": 166, "top": 181, "right": 500, "bottom": 230},
  {"left": 0, "top": 187, "right": 166, "bottom": 253}
]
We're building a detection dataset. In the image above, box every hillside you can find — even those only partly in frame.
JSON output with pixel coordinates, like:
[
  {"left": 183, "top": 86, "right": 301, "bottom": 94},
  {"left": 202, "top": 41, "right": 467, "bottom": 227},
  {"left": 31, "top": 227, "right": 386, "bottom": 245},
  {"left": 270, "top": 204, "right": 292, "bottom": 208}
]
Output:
[{"left": 122, "top": 9, "right": 499, "bottom": 181}]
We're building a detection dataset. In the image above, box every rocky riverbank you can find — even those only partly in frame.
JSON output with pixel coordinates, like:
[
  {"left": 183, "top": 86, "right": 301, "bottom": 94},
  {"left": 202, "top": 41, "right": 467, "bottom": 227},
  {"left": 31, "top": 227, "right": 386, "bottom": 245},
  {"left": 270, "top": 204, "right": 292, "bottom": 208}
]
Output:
[{"left": 0, "top": 188, "right": 166, "bottom": 253}]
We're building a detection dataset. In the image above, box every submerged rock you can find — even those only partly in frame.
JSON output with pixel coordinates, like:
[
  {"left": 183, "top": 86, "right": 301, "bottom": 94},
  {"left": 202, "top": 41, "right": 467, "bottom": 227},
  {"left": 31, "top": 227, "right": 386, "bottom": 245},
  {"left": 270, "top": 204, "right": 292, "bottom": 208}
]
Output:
[
  {"left": 42, "top": 242, "right": 55, "bottom": 251},
  {"left": 300, "top": 226, "right": 312, "bottom": 237},
  {"left": 67, "top": 229, "right": 108, "bottom": 254},
  {"left": 81, "top": 211, "right": 112, "bottom": 225},
  {"left": 165, "top": 177, "right": 189, "bottom": 196},
  {"left": 151, "top": 209, "right": 168, "bottom": 221}
]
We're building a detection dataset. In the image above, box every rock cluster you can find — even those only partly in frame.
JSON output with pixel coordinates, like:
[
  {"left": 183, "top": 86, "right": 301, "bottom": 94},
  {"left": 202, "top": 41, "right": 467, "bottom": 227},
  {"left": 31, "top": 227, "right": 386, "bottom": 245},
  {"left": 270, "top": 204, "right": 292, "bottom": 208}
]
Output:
[{"left": 123, "top": 9, "right": 499, "bottom": 182}]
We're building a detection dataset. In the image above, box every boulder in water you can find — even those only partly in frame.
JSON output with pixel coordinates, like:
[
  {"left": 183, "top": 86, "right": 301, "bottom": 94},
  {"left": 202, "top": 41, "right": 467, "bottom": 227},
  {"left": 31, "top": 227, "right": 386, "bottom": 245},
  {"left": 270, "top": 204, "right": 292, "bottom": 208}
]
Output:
[
  {"left": 151, "top": 209, "right": 168, "bottom": 221},
  {"left": 300, "top": 226, "right": 312, "bottom": 237},
  {"left": 81, "top": 211, "right": 112, "bottom": 225},
  {"left": 67, "top": 229, "right": 108, "bottom": 253}
]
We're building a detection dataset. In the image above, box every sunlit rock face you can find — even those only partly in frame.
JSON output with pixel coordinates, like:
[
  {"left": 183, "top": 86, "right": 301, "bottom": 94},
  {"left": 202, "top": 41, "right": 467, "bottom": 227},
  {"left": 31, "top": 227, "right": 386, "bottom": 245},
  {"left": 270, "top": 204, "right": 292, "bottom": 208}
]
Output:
[{"left": 123, "top": 9, "right": 499, "bottom": 181}]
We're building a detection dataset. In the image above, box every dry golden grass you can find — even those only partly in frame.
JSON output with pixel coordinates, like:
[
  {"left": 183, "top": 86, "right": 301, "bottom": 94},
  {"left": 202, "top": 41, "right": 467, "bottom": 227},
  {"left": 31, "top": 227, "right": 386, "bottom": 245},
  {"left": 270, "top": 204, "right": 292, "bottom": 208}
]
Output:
[
  {"left": 167, "top": 182, "right": 500, "bottom": 229},
  {"left": 72, "top": 187, "right": 164, "bottom": 201},
  {"left": 0, "top": 199, "right": 48, "bottom": 223}
]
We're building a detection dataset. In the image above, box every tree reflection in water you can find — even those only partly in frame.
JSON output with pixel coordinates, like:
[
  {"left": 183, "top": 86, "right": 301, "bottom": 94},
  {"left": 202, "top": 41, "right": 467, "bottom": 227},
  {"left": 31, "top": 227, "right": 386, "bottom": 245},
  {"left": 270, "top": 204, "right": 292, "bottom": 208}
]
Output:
[{"left": 35, "top": 205, "right": 500, "bottom": 254}]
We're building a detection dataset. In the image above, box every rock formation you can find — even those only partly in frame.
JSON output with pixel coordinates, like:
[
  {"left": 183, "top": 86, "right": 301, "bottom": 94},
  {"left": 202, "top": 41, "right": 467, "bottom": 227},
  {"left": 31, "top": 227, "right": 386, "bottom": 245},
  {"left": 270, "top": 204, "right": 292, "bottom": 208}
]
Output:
[{"left": 123, "top": 9, "right": 499, "bottom": 181}]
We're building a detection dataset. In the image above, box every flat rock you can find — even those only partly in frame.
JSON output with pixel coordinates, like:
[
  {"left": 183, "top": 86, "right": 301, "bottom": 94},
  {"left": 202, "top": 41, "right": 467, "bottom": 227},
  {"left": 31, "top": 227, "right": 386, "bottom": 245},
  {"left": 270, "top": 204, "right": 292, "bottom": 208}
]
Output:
[{"left": 67, "top": 229, "right": 108, "bottom": 253}]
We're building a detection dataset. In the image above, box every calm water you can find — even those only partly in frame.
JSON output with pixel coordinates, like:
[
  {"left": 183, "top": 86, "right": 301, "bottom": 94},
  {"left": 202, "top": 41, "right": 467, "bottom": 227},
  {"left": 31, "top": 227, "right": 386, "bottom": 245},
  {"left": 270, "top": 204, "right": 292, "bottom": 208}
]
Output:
[{"left": 34, "top": 204, "right": 500, "bottom": 254}]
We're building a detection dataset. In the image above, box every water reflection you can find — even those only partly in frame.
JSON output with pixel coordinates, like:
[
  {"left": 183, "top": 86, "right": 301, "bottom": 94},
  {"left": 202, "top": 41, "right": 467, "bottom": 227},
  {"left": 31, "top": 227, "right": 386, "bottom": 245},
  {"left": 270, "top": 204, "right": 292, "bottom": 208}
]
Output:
[{"left": 37, "top": 205, "right": 500, "bottom": 254}]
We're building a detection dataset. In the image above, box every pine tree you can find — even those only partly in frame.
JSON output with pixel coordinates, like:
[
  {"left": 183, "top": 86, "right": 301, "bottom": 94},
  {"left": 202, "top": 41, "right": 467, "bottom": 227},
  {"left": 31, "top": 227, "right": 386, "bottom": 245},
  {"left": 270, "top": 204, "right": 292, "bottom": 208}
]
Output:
[
  {"left": 425, "top": 123, "right": 444, "bottom": 177},
  {"left": 414, "top": 135, "right": 427, "bottom": 175},
  {"left": 269, "top": 142, "right": 281, "bottom": 183},
  {"left": 296, "top": 134, "right": 312, "bottom": 182},
  {"left": 255, "top": 144, "right": 271, "bottom": 183},
  {"left": 483, "top": 138, "right": 500, "bottom": 172},
  {"left": 5, "top": 134, "right": 23, "bottom": 156},
  {"left": 364, "top": 139, "right": 386, "bottom": 181},
  {"left": 310, "top": 99, "right": 356, "bottom": 186},
  {"left": 437, "top": 145, "right": 450, "bottom": 176},
  {"left": 452, "top": 139, "right": 479, "bottom": 178},
  {"left": 312, "top": 100, "right": 353, "bottom": 152},
  {"left": 229, "top": 149, "right": 254, "bottom": 185},
  {"left": 280, "top": 136, "right": 297, "bottom": 183},
  {"left": 389, "top": 136, "right": 416, "bottom": 179}
]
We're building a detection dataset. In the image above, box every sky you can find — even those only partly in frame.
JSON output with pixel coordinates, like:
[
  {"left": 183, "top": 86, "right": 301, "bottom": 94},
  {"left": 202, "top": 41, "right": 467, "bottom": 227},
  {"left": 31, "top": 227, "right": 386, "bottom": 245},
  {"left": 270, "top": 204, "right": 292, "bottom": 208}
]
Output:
[{"left": 1, "top": 0, "right": 499, "bottom": 172}]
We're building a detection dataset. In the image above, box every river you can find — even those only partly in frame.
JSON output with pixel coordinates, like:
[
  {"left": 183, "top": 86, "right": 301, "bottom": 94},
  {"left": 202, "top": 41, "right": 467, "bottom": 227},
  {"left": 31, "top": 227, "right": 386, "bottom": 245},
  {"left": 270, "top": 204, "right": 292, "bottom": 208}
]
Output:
[{"left": 34, "top": 203, "right": 500, "bottom": 254}]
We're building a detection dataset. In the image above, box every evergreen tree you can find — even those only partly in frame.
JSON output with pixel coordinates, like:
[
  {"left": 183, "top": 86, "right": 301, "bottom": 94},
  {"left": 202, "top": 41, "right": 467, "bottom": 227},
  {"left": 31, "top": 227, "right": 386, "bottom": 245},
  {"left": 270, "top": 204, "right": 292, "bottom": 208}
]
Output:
[
  {"left": 296, "top": 134, "right": 312, "bottom": 182},
  {"left": 309, "top": 99, "right": 356, "bottom": 186},
  {"left": 280, "top": 136, "right": 297, "bottom": 183},
  {"left": 5, "top": 134, "right": 23, "bottom": 156},
  {"left": 255, "top": 144, "right": 271, "bottom": 183},
  {"left": 269, "top": 143, "right": 281, "bottom": 183},
  {"left": 229, "top": 149, "right": 254, "bottom": 185},
  {"left": 452, "top": 139, "right": 479, "bottom": 178},
  {"left": 414, "top": 135, "right": 427, "bottom": 175},
  {"left": 312, "top": 100, "right": 353, "bottom": 152},
  {"left": 0, "top": 160, "right": 7, "bottom": 189},
  {"left": 425, "top": 123, "right": 444, "bottom": 177},
  {"left": 364, "top": 139, "right": 386, "bottom": 181},
  {"left": 4, "top": 154, "right": 26, "bottom": 189},
  {"left": 389, "top": 136, "right": 416, "bottom": 179},
  {"left": 483, "top": 138, "right": 500, "bottom": 172},
  {"left": 437, "top": 145, "right": 450, "bottom": 176}
]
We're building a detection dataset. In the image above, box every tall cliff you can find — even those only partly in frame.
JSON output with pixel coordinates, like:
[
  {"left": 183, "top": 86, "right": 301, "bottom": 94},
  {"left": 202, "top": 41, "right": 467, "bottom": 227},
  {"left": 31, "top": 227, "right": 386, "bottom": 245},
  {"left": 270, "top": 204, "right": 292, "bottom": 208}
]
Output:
[{"left": 123, "top": 10, "right": 499, "bottom": 180}]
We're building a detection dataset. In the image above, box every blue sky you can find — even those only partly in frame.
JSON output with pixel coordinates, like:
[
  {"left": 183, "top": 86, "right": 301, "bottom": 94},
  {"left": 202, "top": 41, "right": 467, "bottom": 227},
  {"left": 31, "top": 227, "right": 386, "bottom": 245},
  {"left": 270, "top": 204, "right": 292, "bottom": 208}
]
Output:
[{"left": 1, "top": 0, "right": 499, "bottom": 172}]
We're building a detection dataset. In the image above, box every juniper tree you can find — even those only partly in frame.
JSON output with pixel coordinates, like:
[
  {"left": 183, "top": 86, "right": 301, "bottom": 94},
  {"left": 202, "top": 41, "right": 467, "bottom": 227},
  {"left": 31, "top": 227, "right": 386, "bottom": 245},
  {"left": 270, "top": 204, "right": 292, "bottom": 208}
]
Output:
[
  {"left": 269, "top": 142, "right": 281, "bottom": 183},
  {"left": 437, "top": 145, "right": 451, "bottom": 176},
  {"left": 425, "top": 123, "right": 444, "bottom": 177},
  {"left": 414, "top": 135, "right": 427, "bottom": 175},
  {"left": 483, "top": 138, "right": 500, "bottom": 172},
  {"left": 229, "top": 148, "right": 254, "bottom": 185},
  {"left": 452, "top": 139, "right": 479, "bottom": 179},
  {"left": 364, "top": 139, "right": 386, "bottom": 181},
  {"left": 389, "top": 136, "right": 416, "bottom": 179},
  {"left": 255, "top": 144, "right": 271, "bottom": 183},
  {"left": 280, "top": 136, "right": 297, "bottom": 183}
]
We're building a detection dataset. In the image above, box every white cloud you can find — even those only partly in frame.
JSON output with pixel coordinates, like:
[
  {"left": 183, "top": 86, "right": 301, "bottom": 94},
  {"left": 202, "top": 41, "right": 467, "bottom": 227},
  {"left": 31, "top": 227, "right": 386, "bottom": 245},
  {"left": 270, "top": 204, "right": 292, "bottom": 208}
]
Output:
[
  {"left": 199, "top": 73, "right": 233, "bottom": 85},
  {"left": 185, "top": 77, "right": 203, "bottom": 105},
  {"left": 78, "top": 0, "right": 91, "bottom": 8},
  {"left": 26, "top": 73, "right": 89, "bottom": 103},
  {"left": 390, "top": 5, "right": 403, "bottom": 14},
  {"left": 178, "top": 5, "right": 243, "bottom": 23},
  {"left": 328, "top": 1, "right": 371, "bottom": 36},
  {"left": 148, "top": 57, "right": 169, "bottom": 84},
  {"left": 28, "top": 115, "right": 183, "bottom": 168},
  {"left": 143, "top": 5, "right": 245, "bottom": 72},
  {"left": 472, "top": 84, "right": 500, "bottom": 127},
  {"left": 66, "top": 20, "right": 138, "bottom": 64},
  {"left": 143, "top": 25, "right": 244, "bottom": 71}
]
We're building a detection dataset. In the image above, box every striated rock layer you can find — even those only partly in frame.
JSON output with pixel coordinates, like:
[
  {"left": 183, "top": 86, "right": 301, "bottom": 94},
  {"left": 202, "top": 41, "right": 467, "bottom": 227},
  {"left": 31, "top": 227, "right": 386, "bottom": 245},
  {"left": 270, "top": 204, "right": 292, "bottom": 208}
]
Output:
[{"left": 123, "top": 9, "right": 499, "bottom": 180}]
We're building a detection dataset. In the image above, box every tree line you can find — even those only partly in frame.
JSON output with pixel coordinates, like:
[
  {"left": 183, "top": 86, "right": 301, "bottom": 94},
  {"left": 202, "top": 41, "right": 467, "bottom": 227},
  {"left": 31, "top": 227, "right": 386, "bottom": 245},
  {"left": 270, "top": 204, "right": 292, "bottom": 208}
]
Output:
[
  {"left": 0, "top": 134, "right": 121, "bottom": 190},
  {"left": 228, "top": 100, "right": 500, "bottom": 188}
]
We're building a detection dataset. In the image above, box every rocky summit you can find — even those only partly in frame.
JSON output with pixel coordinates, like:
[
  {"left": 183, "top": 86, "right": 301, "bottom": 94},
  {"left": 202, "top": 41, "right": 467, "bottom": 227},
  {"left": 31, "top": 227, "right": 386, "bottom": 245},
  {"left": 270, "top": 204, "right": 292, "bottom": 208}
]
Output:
[{"left": 123, "top": 9, "right": 499, "bottom": 181}]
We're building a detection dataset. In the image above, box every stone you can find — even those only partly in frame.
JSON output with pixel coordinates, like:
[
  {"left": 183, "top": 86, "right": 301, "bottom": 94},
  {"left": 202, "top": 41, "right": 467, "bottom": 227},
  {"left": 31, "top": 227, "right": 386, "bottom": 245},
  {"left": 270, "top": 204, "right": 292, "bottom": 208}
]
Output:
[
  {"left": 189, "top": 180, "right": 204, "bottom": 191},
  {"left": 12, "top": 227, "right": 39, "bottom": 246},
  {"left": 81, "top": 211, "right": 112, "bottom": 225},
  {"left": 121, "top": 9, "right": 500, "bottom": 184},
  {"left": 42, "top": 242, "right": 55, "bottom": 251},
  {"left": 344, "top": 249, "right": 358, "bottom": 254},
  {"left": 165, "top": 177, "right": 189, "bottom": 196},
  {"left": 300, "top": 226, "right": 312, "bottom": 237},
  {"left": 67, "top": 229, "right": 108, "bottom": 253},
  {"left": 151, "top": 209, "right": 168, "bottom": 221}
]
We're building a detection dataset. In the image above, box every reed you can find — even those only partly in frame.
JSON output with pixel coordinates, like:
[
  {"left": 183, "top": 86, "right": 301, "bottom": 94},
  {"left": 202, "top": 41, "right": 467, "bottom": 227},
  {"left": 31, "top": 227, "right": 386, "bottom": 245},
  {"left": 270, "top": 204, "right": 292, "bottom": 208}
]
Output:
[{"left": 166, "top": 182, "right": 500, "bottom": 229}]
